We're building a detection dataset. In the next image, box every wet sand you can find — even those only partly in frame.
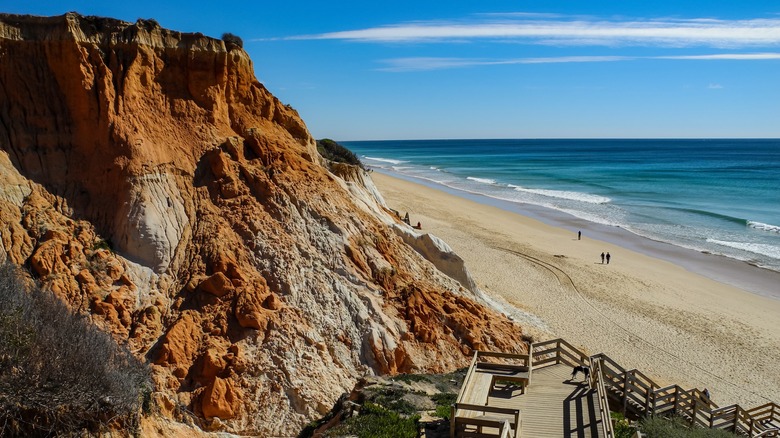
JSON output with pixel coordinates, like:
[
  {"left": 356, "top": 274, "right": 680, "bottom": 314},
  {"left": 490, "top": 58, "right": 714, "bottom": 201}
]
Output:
[{"left": 373, "top": 172, "right": 780, "bottom": 407}]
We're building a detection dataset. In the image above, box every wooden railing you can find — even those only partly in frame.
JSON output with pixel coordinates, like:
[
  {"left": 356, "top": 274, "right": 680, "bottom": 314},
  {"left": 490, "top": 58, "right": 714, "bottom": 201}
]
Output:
[
  {"left": 453, "top": 338, "right": 779, "bottom": 437},
  {"left": 531, "top": 338, "right": 588, "bottom": 368},
  {"left": 451, "top": 350, "right": 481, "bottom": 438},
  {"left": 566, "top": 343, "right": 780, "bottom": 437},
  {"left": 455, "top": 350, "right": 481, "bottom": 404},
  {"left": 591, "top": 357, "right": 616, "bottom": 438},
  {"left": 451, "top": 350, "right": 527, "bottom": 438}
]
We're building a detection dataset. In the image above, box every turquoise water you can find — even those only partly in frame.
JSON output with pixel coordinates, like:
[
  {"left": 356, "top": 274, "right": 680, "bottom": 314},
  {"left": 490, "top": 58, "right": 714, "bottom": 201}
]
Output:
[{"left": 343, "top": 139, "right": 780, "bottom": 273}]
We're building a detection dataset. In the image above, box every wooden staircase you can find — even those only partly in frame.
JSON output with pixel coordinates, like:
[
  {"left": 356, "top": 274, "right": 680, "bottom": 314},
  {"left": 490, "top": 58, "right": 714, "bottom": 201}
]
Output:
[
  {"left": 588, "top": 348, "right": 780, "bottom": 437},
  {"left": 452, "top": 338, "right": 780, "bottom": 437}
]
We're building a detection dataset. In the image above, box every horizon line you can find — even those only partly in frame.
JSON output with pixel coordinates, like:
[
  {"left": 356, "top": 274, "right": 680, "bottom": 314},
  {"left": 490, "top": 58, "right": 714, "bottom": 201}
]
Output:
[{"left": 335, "top": 136, "right": 780, "bottom": 142}]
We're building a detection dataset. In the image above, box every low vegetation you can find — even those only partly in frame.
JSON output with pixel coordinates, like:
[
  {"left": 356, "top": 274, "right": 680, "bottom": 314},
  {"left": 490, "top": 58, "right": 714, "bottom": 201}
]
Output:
[
  {"left": 221, "top": 32, "right": 243, "bottom": 49},
  {"left": 316, "top": 138, "right": 364, "bottom": 168},
  {"left": 0, "top": 262, "right": 151, "bottom": 436},
  {"left": 304, "top": 368, "right": 466, "bottom": 438},
  {"left": 611, "top": 412, "right": 636, "bottom": 438},
  {"left": 638, "top": 415, "right": 738, "bottom": 437},
  {"left": 327, "top": 402, "right": 420, "bottom": 438}
]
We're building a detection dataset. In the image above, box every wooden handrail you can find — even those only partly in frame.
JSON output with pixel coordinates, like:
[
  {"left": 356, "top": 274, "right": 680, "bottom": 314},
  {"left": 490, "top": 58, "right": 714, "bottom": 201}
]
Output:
[
  {"left": 592, "top": 358, "right": 616, "bottom": 438},
  {"left": 453, "top": 339, "right": 780, "bottom": 438},
  {"left": 531, "top": 338, "right": 588, "bottom": 368},
  {"left": 754, "top": 427, "right": 780, "bottom": 438},
  {"left": 478, "top": 350, "right": 530, "bottom": 361},
  {"left": 455, "top": 350, "right": 480, "bottom": 403}
]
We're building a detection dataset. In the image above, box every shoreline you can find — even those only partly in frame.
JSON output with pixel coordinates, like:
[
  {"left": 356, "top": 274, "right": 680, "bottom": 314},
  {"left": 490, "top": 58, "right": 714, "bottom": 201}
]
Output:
[
  {"left": 375, "top": 169, "right": 780, "bottom": 300},
  {"left": 371, "top": 171, "right": 780, "bottom": 408}
]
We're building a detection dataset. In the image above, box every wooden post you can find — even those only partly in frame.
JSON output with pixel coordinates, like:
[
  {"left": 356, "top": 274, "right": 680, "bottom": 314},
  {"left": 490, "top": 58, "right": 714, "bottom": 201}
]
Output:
[
  {"left": 450, "top": 404, "right": 456, "bottom": 437},
  {"left": 644, "top": 383, "right": 651, "bottom": 415},
  {"left": 622, "top": 372, "right": 630, "bottom": 415},
  {"left": 651, "top": 389, "right": 657, "bottom": 418}
]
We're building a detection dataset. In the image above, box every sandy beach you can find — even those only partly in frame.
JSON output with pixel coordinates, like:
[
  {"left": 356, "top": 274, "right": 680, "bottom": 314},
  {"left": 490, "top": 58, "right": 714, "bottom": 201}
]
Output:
[{"left": 373, "top": 172, "right": 780, "bottom": 408}]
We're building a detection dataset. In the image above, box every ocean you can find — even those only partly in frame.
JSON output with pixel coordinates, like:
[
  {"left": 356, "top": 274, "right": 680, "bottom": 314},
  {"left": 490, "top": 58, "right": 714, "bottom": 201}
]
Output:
[{"left": 343, "top": 139, "right": 780, "bottom": 274}]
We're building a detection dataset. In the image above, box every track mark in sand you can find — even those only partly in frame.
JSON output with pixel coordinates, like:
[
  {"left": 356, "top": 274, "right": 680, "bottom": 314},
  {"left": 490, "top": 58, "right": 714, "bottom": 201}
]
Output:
[
  {"left": 494, "top": 245, "right": 774, "bottom": 403},
  {"left": 496, "top": 247, "right": 580, "bottom": 299}
]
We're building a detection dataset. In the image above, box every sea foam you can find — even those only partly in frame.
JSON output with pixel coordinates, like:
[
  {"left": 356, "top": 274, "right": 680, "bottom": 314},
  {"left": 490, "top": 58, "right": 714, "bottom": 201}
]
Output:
[
  {"left": 707, "top": 239, "right": 780, "bottom": 259},
  {"left": 509, "top": 185, "right": 611, "bottom": 204},
  {"left": 466, "top": 176, "right": 497, "bottom": 185},
  {"left": 748, "top": 221, "right": 780, "bottom": 234},
  {"left": 364, "top": 156, "right": 407, "bottom": 165}
]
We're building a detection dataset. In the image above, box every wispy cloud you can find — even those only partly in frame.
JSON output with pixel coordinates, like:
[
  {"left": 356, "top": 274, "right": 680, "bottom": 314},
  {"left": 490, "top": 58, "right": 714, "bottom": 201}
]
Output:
[
  {"left": 708, "top": 83, "right": 724, "bottom": 89},
  {"left": 379, "top": 53, "right": 780, "bottom": 72},
  {"left": 282, "top": 15, "right": 780, "bottom": 48},
  {"left": 380, "top": 56, "right": 630, "bottom": 72},
  {"left": 660, "top": 53, "right": 780, "bottom": 60}
]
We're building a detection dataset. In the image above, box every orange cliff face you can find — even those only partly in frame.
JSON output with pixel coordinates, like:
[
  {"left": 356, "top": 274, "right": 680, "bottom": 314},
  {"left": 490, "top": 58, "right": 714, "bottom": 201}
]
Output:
[{"left": 0, "top": 13, "right": 525, "bottom": 435}]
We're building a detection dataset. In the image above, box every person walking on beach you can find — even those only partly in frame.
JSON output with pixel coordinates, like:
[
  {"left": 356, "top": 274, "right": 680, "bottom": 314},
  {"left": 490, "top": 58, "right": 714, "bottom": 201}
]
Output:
[
  {"left": 606, "top": 252, "right": 611, "bottom": 264},
  {"left": 578, "top": 231, "right": 581, "bottom": 240},
  {"left": 601, "top": 252, "right": 605, "bottom": 264}
]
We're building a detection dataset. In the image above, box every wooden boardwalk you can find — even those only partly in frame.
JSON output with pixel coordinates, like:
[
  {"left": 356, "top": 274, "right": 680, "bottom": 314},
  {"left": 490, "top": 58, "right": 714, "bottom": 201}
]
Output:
[
  {"left": 452, "top": 338, "right": 780, "bottom": 437},
  {"left": 452, "top": 360, "right": 605, "bottom": 437},
  {"left": 492, "top": 364, "right": 604, "bottom": 438}
]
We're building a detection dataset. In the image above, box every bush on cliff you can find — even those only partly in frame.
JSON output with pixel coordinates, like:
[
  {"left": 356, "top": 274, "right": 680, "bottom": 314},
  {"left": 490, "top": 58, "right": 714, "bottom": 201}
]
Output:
[
  {"left": 0, "top": 262, "right": 151, "bottom": 435},
  {"left": 317, "top": 138, "right": 364, "bottom": 168},
  {"left": 221, "top": 32, "right": 244, "bottom": 49},
  {"left": 639, "top": 415, "right": 737, "bottom": 437}
]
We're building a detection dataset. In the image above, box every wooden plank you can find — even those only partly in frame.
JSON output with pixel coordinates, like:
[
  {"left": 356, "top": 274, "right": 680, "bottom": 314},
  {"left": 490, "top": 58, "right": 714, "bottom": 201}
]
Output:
[{"left": 478, "top": 351, "right": 530, "bottom": 361}]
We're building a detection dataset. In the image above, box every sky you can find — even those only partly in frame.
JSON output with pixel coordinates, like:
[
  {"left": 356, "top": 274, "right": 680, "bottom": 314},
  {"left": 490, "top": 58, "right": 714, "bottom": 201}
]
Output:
[{"left": 3, "top": 1, "right": 780, "bottom": 140}]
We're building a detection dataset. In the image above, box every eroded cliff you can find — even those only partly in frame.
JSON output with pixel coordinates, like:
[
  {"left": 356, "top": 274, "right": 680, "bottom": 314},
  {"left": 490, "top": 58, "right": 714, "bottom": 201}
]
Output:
[{"left": 0, "top": 13, "right": 526, "bottom": 435}]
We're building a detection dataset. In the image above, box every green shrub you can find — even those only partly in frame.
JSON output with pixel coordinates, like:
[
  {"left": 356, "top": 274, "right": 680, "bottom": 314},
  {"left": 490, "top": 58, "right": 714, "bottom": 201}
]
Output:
[
  {"left": 327, "top": 402, "right": 419, "bottom": 438},
  {"left": 431, "top": 392, "right": 457, "bottom": 419},
  {"left": 392, "top": 373, "right": 431, "bottom": 384},
  {"left": 370, "top": 387, "right": 417, "bottom": 415},
  {"left": 639, "top": 415, "right": 738, "bottom": 437},
  {"left": 316, "top": 139, "right": 364, "bottom": 168},
  {"left": 611, "top": 411, "right": 636, "bottom": 438},
  {"left": 222, "top": 32, "right": 243, "bottom": 49},
  {"left": 0, "top": 262, "right": 151, "bottom": 435}
]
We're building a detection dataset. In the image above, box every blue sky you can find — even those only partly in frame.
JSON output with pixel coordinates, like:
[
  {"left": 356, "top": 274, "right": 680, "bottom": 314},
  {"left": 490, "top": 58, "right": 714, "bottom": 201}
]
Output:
[{"left": 4, "top": 1, "right": 780, "bottom": 140}]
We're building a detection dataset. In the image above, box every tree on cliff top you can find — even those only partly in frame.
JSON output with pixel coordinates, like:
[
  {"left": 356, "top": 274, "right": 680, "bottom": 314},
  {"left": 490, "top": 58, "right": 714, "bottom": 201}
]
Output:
[
  {"left": 222, "top": 32, "right": 243, "bottom": 49},
  {"left": 0, "top": 262, "right": 151, "bottom": 435},
  {"left": 317, "top": 138, "right": 365, "bottom": 168}
]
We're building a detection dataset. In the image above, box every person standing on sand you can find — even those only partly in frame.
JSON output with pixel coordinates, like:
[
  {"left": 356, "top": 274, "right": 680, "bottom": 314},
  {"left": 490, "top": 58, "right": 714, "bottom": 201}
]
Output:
[
  {"left": 601, "top": 252, "right": 605, "bottom": 264},
  {"left": 578, "top": 231, "right": 581, "bottom": 240},
  {"left": 606, "top": 252, "right": 611, "bottom": 264}
]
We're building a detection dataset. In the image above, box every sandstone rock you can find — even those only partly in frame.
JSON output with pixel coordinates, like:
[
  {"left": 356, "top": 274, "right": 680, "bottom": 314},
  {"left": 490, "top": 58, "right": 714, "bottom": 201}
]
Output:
[
  {"left": 199, "top": 272, "right": 234, "bottom": 298},
  {"left": 201, "top": 377, "right": 242, "bottom": 419},
  {"left": 30, "top": 240, "right": 66, "bottom": 277},
  {"left": 155, "top": 312, "right": 203, "bottom": 367},
  {"left": 235, "top": 288, "right": 273, "bottom": 331},
  {"left": 0, "top": 12, "right": 526, "bottom": 436}
]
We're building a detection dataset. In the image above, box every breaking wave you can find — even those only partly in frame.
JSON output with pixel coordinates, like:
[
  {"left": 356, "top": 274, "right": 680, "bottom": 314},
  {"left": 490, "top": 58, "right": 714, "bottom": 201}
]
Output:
[
  {"left": 706, "top": 239, "right": 780, "bottom": 260},
  {"left": 748, "top": 221, "right": 780, "bottom": 234},
  {"left": 508, "top": 185, "right": 611, "bottom": 204},
  {"left": 466, "top": 176, "right": 497, "bottom": 185},
  {"left": 364, "top": 156, "right": 406, "bottom": 165}
]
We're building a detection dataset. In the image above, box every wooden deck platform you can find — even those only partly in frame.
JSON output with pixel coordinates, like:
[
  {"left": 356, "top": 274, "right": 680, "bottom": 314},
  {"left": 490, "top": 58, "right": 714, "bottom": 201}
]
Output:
[
  {"left": 452, "top": 338, "right": 780, "bottom": 437},
  {"left": 497, "top": 364, "right": 604, "bottom": 438},
  {"left": 453, "top": 363, "right": 605, "bottom": 437}
]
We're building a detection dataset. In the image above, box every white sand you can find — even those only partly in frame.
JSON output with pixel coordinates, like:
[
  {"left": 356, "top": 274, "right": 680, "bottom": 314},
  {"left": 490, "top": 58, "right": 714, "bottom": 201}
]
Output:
[{"left": 373, "top": 172, "right": 780, "bottom": 407}]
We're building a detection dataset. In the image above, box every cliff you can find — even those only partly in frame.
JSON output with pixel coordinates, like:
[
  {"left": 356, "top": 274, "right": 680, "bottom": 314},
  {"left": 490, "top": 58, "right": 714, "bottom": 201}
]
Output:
[{"left": 0, "top": 13, "right": 525, "bottom": 435}]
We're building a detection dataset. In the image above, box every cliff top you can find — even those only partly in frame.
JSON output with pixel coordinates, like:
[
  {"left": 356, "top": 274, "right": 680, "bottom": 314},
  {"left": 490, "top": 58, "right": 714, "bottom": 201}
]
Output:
[{"left": 0, "top": 12, "right": 235, "bottom": 52}]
